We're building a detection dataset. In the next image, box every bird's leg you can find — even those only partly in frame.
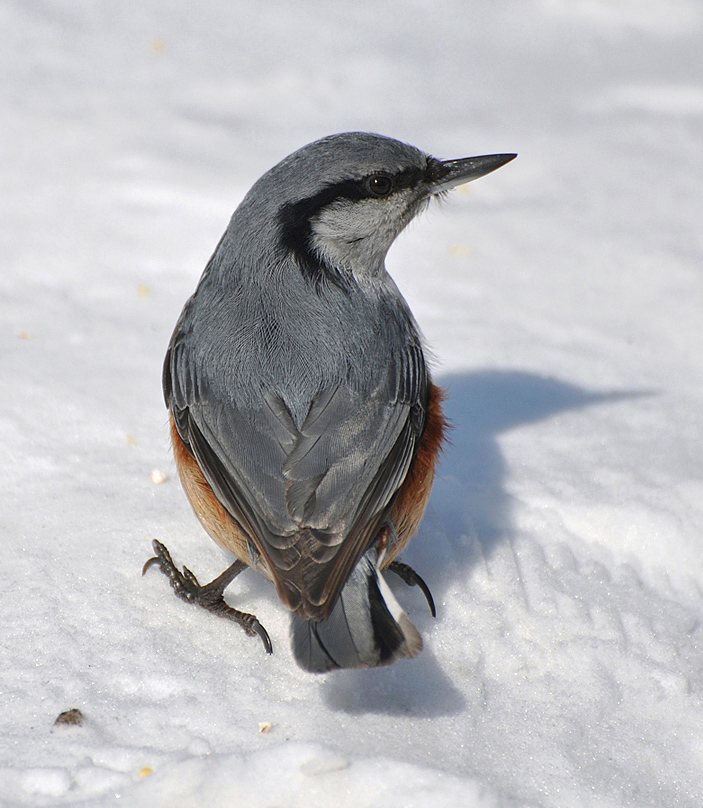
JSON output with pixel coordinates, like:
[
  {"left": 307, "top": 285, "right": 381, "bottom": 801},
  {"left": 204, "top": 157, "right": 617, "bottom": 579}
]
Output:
[
  {"left": 143, "top": 539, "right": 272, "bottom": 654},
  {"left": 386, "top": 560, "right": 437, "bottom": 618}
]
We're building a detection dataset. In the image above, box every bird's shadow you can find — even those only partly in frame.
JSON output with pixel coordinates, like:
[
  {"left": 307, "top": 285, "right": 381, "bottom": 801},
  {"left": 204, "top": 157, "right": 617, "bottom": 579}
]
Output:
[{"left": 321, "top": 368, "right": 644, "bottom": 717}]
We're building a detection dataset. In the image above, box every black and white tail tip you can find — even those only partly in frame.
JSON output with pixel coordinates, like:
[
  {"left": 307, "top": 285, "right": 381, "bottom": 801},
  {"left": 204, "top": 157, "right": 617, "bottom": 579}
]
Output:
[{"left": 290, "top": 552, "right": 423, "bottom": 673}]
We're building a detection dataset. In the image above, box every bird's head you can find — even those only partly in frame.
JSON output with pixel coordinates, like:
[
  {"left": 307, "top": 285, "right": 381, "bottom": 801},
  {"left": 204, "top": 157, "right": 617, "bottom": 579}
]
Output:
[{"left": 236, "top": 132, "right": 516, "bottom": 289}]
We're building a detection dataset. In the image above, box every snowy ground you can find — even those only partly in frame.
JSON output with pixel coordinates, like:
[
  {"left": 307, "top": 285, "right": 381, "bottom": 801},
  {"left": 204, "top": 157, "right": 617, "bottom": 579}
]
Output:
[{"left": 2, "top": 1, "right": 703, "bottom": 806}]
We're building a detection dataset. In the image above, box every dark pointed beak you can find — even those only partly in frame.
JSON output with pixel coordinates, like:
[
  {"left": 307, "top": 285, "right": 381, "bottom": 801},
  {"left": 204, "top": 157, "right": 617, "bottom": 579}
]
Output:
[{"left": 429, "top": 153, "right": 517, "bottom": 193}]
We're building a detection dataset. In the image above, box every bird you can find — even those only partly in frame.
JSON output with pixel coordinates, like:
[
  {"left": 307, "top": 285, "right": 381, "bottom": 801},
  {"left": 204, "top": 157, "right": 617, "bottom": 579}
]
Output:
[{"left": 144, "top": 132, "right": 516, "bottom": 672}]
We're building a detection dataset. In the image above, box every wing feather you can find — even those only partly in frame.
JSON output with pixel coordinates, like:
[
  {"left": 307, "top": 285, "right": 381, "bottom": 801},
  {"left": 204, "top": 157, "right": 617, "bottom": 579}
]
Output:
[{"left": 164, "top": 318, "right": 429, "bottom": 619}]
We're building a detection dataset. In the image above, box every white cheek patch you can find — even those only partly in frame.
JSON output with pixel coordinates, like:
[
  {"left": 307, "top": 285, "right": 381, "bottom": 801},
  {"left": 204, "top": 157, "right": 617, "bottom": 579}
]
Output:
[
  {"left": 309, "top": 192, "right": 417, "bottom": 272},
  {"left": 311, "top": 198, "right": 391, "bottom": 241}
]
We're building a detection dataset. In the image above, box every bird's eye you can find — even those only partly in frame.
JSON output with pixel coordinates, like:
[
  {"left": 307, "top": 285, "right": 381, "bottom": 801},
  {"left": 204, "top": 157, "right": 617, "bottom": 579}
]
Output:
[{"left": 367, "top": 175, "right": 393, "bottom": 197}]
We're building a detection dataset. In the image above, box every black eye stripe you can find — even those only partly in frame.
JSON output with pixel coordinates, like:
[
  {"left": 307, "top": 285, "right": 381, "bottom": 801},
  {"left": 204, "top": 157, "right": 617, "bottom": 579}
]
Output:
[
  {"left": 277, "top": 161, "right": 429, "bottom": 292},
  {"left": 279, "top": 164, "right": 427, "bottom": 229}
]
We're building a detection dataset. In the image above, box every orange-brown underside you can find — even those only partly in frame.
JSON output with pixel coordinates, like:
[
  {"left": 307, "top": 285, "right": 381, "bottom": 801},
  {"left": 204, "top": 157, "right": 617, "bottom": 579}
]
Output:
[
  {"left": 386, "top": 383, "right": 447, "bottom": 563},
  {"left": 170, "top": 417, "right": 254, "bottom": 564}
]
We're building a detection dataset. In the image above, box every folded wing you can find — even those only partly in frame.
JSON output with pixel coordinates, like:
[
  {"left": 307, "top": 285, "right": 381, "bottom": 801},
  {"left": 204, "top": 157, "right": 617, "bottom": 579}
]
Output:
[{"left": 164, "top": 331, "right": 428, "bottom": 621}]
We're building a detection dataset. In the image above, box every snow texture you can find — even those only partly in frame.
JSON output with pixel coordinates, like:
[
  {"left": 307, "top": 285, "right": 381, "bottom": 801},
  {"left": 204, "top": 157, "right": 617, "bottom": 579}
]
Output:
[{"left": 2, "top": 1, "right": 703, "bottom": 806}]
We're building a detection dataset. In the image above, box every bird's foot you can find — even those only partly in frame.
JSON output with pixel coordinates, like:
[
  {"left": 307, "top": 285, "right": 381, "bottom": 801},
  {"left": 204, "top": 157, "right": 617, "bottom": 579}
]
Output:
[
  {"left": 143, "top": 539, "right": 272, "bottom": 654},
  {"left": 386, "top": 560, "right": 436, "bottom": 618}
]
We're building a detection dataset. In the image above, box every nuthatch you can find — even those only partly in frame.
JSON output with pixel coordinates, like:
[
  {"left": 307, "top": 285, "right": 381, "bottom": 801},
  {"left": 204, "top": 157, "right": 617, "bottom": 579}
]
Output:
[{"left": 145, "top": 133, "right": 515, "bottom": 672}]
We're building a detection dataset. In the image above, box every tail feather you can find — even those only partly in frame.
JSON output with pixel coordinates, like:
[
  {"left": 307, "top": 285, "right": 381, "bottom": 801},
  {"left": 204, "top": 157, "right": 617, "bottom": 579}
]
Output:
[{"left": 290, "top": 552, "right": 422, "bottom": 672}]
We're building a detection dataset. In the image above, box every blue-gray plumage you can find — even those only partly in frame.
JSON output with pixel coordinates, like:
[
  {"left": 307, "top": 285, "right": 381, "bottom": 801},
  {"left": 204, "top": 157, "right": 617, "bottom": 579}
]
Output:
[{"left": 146, "top": 133, "right": 516, "bottom": 672}]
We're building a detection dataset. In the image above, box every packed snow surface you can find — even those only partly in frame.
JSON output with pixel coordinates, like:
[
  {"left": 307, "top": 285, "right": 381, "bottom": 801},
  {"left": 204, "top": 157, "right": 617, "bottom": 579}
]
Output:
[{"left": 2, "top": 1, "right": 703, "bottom": 806}]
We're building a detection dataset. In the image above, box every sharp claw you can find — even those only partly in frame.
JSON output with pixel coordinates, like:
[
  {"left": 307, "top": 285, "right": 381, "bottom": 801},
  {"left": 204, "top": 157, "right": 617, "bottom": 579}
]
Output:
[
  {"left": 387, "top": 560, "right": 437, "bottom": 618},
  {"left": 144, "top": 540, "right": 174, "bottom": 575},
  {"left": 142, "top": 556, "right": 160, "bottom": 576},
  {"left": 415, "top": 576, "right": 437, "bottom": 618},
  {"left": 253, "top": 621, "right": 273, "bottom": 654}
]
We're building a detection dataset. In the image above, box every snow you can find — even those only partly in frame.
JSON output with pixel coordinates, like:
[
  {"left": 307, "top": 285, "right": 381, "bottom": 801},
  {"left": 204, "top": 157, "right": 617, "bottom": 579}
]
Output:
[{"left": 2, "top": 1, "right": 702, "bottom": 805}]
